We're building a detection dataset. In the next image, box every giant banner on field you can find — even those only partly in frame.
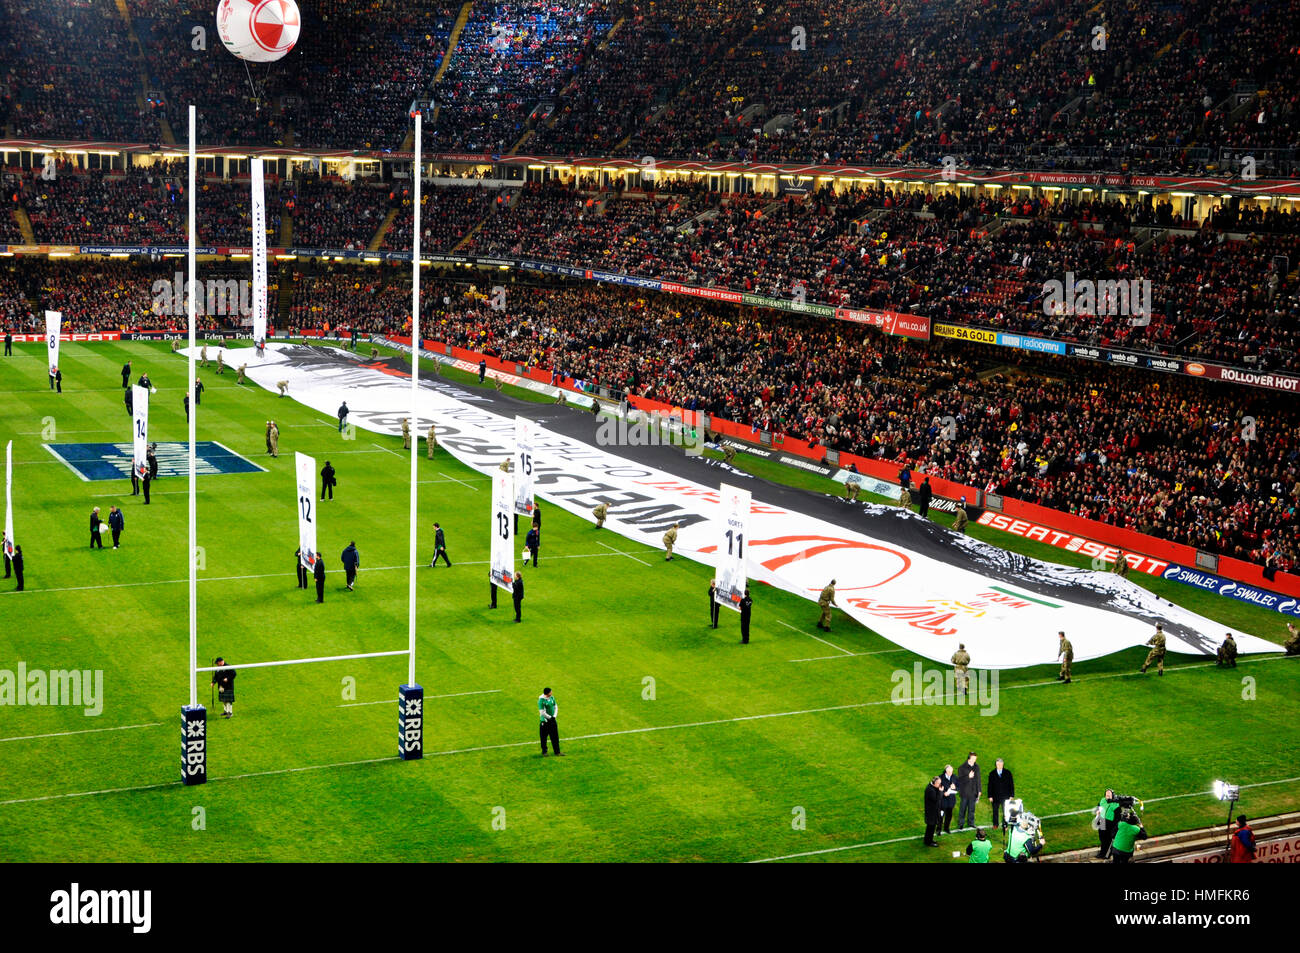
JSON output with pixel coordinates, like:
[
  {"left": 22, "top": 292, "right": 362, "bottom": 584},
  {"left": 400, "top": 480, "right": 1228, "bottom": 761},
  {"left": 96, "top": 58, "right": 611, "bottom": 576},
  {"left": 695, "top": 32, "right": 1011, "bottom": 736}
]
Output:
[
  {"left": 295, "top": 452, "right": 317, "bottom": 570},
  {"left": 491, "top": 468, "right": 515, "bottom": 592},
  {"left": 197, "top": 343, "right": 1278, "bottom": 668},
  {"left": 514, "top": 416, "right": 536, "bottom": 518},
  {"left": 131, "top": 385, "right": 149, "bottom": 483},
  {"left": 250, "top": 158, "right": 269, "bottom": 346},
  {"left": 4, "top": 441, "right": 14, "bottom": 563},
  {"left": 45, "top": 311, "right": 60, "bottom": 382},
  {"left": 715, "top": 483, "right": 750, "bottom": 613}
]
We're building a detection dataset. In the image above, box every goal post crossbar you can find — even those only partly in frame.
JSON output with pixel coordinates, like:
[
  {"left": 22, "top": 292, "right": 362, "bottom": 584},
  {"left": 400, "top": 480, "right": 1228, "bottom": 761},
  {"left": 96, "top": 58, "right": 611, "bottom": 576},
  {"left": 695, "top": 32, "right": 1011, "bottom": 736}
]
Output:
[{"left": 195, "top": 649, "right": 411, "bottom": 673}]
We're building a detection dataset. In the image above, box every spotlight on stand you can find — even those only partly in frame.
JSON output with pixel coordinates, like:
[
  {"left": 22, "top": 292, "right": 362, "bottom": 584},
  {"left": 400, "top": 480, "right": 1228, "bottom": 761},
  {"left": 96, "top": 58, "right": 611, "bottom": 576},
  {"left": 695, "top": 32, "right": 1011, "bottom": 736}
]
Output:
[{"left": 1214, "top": 779, "right": 1240, "bottom": 856}]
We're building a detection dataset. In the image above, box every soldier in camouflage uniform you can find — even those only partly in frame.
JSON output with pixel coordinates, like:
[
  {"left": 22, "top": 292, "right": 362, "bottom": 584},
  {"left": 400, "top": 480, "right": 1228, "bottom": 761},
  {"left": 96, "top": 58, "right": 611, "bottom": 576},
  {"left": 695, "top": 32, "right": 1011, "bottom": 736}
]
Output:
[
  {"left": 402, "top": 418, "right": 412, "bottom": 450},
  {"left": 426, "top": 423, "right": 437, "bottom": 459},
  {"left": 663, "top": 522, "right": 679, "bottom": 561},
  {"left": 951, "top": 643, "right": 971, "bottom": 696},
  {"left": 1285, "top": 622, "right": 1300, "bottom": 656},
  {"left": 845, "top": 476, "right": 861, "bottom": 501},
  {"left": 817, "top": 580, "right": 836, "bottom": 631},
  {"left": 592, "top": 501, "right": 610, "bottom": 528},
  {"left": 237, "top": 363, "right": 247, "bottom": 384},
  {"left": 952, "top": 498, "right": 970, "bottom": 533},
  {"left": 1216, "top": 633, "right": 1238, "bottom": 668},
  {"left": 1057, "top": 631, "right": 1073, "bottom": 683},
  {"left": 899, "top": 486, "right": 912, "bottom": 510},
  {"left": 1140, "top": 624, "right": 1166, "bottom": 675},
  {"left": 723, "top": 444, "right": 737, "bottom": 465}
]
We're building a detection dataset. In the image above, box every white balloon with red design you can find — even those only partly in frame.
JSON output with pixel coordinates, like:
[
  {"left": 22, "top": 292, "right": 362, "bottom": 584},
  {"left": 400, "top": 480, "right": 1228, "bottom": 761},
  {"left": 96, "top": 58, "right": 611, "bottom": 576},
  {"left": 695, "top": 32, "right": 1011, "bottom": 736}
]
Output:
[{"left": 216, "top": 0, "right": 301, "bottom": 63}]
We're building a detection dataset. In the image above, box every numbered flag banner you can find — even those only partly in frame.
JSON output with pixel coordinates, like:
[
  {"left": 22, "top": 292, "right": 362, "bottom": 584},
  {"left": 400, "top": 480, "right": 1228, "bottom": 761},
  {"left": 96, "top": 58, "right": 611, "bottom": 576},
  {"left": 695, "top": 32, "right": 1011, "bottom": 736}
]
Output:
[
  {"left": 131, "top": 385, "right": 150, "bottom": 481},
  {"left": 715, "top": 484, "right": 751, "bottom": 612},
  {"left": 295, "top": 451, "right": 317, "bottom": 569},
  {"left": 4, "top": 441, "right": 14, "bottom": 562},
  {"left": 490, "top": 468, "right": 515, "bottom": 592},
  {"left": 250, "top": 159, "right": 268, "bottom": 346},
  {"left": 44, "top": 310, "right": 61, "bottom": 381},
  {"left": 514, "top": 415, "right": 536, "bottom": 517}
]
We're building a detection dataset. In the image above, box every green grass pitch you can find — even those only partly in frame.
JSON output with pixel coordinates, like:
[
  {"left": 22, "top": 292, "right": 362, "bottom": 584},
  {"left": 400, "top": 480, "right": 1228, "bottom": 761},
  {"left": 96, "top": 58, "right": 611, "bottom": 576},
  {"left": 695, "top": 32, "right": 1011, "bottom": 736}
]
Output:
[{"left": 1, "top": 339, "right": 1297, "bottom": 862}]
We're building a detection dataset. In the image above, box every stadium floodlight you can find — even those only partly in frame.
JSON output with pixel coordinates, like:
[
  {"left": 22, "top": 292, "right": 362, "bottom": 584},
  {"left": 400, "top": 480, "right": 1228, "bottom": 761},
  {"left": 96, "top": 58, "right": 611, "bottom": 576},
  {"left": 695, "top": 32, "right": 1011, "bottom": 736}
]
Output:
[
  {"left": 1214, "top": 780, "right": 1241, "bottom": 856},
  {"left": 1212, "top": 780, "right": 1239, "bottom": 802}
]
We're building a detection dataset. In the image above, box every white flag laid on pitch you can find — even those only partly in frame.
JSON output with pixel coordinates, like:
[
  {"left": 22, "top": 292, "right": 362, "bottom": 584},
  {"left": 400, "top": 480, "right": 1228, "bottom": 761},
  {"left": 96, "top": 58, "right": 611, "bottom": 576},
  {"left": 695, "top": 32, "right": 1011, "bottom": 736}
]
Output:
[
  {"left": 131, "top": 385, "right": 150, "bottom": 482},
  {"left": 514, "top": 415, "right": 536, "bottom": 518},
  {"left": 491, "top": 468, "right": 515, "bottom": 592},
  {"left": 295, "top": 451, "right": 318, "bottom": 570},
  {"left": 714, "top": 484, "right": 751, "bottom": 613},
  {"left": 4, "top": 441, "right": 14, "bottom": 562},
  {"left": 44, "top": 311, "right": 60, "bottom": 382},
  {"left": 250, "top": 158, "right": 269, "bottom": 347}
]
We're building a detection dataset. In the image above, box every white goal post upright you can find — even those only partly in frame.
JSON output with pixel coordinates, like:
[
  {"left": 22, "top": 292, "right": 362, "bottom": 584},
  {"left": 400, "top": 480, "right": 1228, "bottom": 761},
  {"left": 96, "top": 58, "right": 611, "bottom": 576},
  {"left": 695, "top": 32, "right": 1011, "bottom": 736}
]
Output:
[
  {"left": 398, "top": 110, "right": 426, "bottom": 760},
  {"left": 181, "top": 109, "right": 427, "bottom": 787},
  {"left": 181, "top": 105, "right": 206, "bottom": 786}
]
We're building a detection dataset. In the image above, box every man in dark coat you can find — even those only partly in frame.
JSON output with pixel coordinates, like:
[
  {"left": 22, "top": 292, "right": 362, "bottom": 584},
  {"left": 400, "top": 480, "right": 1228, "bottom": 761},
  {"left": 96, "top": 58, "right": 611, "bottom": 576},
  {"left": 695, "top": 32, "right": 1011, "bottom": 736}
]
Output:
[
  {"left": 320, "top": 460, "right": 336, "bottom": 501},
  {"left": 957, "top": 751, "right": 981, "bottom": 830},
  {"left": 740, "top": 588, "right": 753, "bottom": 643},
  {"left": 121, "top": 360, "right": 132, "bottom": 388},
  {"left": 524, "top": 525, "right": 539, "bottom": 567},
  {"left": 125, "top": 386, "right": 134, "bottom": 418},
  {"left": 512, "top": 569, "right": 524, "bottom": 622},
  {"left": 90, "top": 508, "right": 104, "bottom": 549},
  {"left": 108, "top": 506, "right": 125, "bottom": 549},
  {"left": 939, "top": 764, "right": 958, "bottom": 834},
  {"left": 924, "top": 776, "right": 943, "bottom": 847},
  {"left": 147, "top": 444, "right": 159, "bottom": 480},
  {"left": 314, "top": 554, "right": 326, "bottom": 603},
  {"left": 429, "top": 522, "right": 450, "bottom": 567},
  {"left": 11, "top": 544, "right": 23, "bottom": 590},
  {"left": 915, "top": 477, "right": 933, "bottom": 518},
  {"left": 295, "top": 548, "right": 309, "bottom": 589},
  {"left": 341, "top": 541, "right": 360, "bottom": 590},
  {"left": 337, "top": 402, "right": 349, "bottom": 433},
  {"left": 193, "top": 377, "right": 204, "bottom": 406},
  {"left": 987, "top": 758, "right": 1015, "bottom": 829}
]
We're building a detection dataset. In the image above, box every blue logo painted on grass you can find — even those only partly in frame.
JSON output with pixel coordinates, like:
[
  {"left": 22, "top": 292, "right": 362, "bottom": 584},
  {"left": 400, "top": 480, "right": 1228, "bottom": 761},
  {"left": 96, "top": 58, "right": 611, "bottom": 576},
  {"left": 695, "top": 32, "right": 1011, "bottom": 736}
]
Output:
[{"left": 45, "top": 442, "right": 267, "bottom": 482}]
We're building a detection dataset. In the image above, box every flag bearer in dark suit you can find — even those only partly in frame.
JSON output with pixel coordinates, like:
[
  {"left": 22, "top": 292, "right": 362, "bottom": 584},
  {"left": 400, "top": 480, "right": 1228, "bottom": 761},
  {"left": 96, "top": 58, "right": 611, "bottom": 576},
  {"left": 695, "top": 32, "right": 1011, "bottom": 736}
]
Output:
[
  {"left": 740, "top": 588, "right": 753, "bottom": 643},
  {"left": 512, "top": 570, "right": 524, "bottom": 622},
  {"left": 314, "top": 554, "right": 326, "bottom": 603},
  {"left": 211, "top": 658, "right": 236, "bottom": 718},
  {"left": 295, "top": 548, "right": 309, "bottom": 589},
  {"left": 708, "top": 580, "right": 720, "bottom": 628}
]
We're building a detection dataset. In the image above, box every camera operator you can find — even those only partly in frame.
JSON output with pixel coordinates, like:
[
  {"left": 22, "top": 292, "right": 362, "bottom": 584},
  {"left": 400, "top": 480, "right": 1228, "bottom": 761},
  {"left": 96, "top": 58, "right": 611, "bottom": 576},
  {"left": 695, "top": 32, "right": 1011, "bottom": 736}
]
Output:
[
  {"left": 1109, "top": 808, "right": 1148, "bottom": 864},
  {"left": 1095, "top": 789, "right": 1121, "bottom": 859},
  {"left": 1003, "top": 815, "right": 1044, "bottom": 863}
]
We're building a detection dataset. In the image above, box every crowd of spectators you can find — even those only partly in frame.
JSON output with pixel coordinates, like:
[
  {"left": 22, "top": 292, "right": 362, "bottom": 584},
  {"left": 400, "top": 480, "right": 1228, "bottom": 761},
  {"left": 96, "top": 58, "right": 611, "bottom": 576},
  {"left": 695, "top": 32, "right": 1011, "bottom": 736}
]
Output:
[
  {"left": 288, "top": 177, "right": 387, "bottom": 249},
  {"left": 2, "top": 0, "right": 1297, "bottom": 174},
  {"left": 16, "top": 163, "right": 285, "bottom": 245},
  {"left": 380, "top": 182, "right": 505, "bottom": 251},
  {"left": 339, "top": 276, "right": 1300, "bottom": 572},
  {"left": 429, "top": 1, "right": 615, "bottom": 155}
]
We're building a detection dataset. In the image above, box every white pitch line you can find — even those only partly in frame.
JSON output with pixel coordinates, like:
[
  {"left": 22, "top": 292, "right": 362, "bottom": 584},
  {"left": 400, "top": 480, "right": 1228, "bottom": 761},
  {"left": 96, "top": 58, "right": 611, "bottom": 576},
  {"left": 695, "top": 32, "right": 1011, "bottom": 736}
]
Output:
[
  {"left": 3, "top": 669, "right": 1295, "bottom": 809},
  {"left": 0, "top": 552, "right": 637, "bottom": 596},
  {"left": 596, "top": 539, "right": 651, "bottom": 567},
  {"left": 437, "top": 471, "right": 478, "bottom": 491},
  {"left": 789, "top": 647, "right": 910, "bottom": 663},
  {"left": 18, "top": 429, "right": 118, "bottom": 435},
  {"left": 777, "top": 618, "right": 853, "bottom": 657},
  {"left": 337, "top": 689, "right": 501, "bottom": 708},
  {"left": 0, "top": 722, "right": 163, "bottom": 744}
]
